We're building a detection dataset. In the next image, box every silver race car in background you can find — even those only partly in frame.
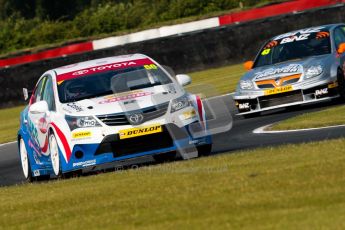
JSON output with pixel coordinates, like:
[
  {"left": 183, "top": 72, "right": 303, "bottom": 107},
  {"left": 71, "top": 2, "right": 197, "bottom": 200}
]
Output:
[{"left": 234, "top": 23, "right": 345, "bottom": 117}]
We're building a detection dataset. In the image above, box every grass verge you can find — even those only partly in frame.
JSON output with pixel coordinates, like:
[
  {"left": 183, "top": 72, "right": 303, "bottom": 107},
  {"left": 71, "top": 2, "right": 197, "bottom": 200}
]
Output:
[
  {"left": 270, "top": 104, "right": 345, "bottom": 131},
  {"left": 0, "top": 105, "right": 24, "bottom": 144},
  {"left": 187, "top": 63, "right": 244, "bottom": 97},
  {"left": 1, "top": 139, "right": 345, "bottom": 229},
  {"left": 0, "top": 64, "right": 244, "bottom": 144}
]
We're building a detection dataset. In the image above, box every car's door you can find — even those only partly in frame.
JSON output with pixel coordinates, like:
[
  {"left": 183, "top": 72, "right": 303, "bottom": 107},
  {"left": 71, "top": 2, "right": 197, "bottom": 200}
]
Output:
[{"left": 28, "top": 75, "right": 55, "bottom": 156}]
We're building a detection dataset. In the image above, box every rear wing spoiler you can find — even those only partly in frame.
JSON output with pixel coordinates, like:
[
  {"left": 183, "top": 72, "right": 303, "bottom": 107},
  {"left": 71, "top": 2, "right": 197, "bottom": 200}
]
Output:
[{"left": 23, "top": 88, "right": 32, "bottom": 101}]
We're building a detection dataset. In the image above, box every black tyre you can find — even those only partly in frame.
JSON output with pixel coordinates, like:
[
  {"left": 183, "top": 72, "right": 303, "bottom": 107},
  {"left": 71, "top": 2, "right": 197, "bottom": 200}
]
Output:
[
  {"left": 337, "top": 68, "right": 345, "bottom": 100},
  {"left": 197, "top": 144, "right": 212, "bottom": 156},
  {"left": 153, "top": 152, "right": 177, "bottom": 163}
]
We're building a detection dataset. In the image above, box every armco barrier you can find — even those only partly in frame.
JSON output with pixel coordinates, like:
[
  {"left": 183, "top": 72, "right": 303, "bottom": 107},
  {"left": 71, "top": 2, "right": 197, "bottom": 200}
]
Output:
[
  {"left": 1, "top": 4, "right": 345, "bottom": 107},
  {"left": 219, "top": 0, "right": 345, "bottom": 25}
]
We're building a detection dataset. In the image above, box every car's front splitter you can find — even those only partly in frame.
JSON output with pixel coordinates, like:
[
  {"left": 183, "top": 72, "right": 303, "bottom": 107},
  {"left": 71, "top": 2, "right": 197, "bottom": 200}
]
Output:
[
  {"left": 235, "top": 83, "right": 339, "bottom": 115},
  {"left": 60, "top": 124, "right": 211, "bottom": 173}
]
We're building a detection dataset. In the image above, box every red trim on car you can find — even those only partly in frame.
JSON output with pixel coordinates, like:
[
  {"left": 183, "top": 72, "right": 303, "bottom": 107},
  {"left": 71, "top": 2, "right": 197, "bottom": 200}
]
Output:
[
  {"left": 56, "top": 58, "right": 154, "bottom": 81},
  {"left": 51, "top": 123, "right": 72, "bottom": 162},
  {"left": 40, "top": 136, "right": 49, "bottom": 153},
  {"left": 196, "top": 96, "right": 203, "bottom": 122}
]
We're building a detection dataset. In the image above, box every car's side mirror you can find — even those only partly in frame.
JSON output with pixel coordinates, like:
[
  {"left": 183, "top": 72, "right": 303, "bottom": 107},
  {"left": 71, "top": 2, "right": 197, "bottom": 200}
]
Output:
[
  {"left": 176, "top": 74, "right": 192, "bottom": 86},
  {"left": 29, "top": 101, "right": 48, "bottom": 114},
  {"left": 243, "top": 61, "right": 254, "bottom": 71},
  {"left": 23, "top": 88, "right": 32, "bottom": 101},
  {"left": 338, "top": 43, "right": 345, "bottom": 54}
]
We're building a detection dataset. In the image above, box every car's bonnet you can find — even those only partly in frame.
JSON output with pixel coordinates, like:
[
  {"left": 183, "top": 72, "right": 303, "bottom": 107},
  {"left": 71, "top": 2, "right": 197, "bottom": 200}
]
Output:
[{"left": 241, "top": 54, "right": 333, "bottom": 81}]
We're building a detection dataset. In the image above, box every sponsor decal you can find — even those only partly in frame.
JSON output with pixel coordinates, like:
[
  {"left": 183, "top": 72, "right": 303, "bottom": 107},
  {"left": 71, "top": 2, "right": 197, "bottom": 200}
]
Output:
[
  {"left": 66, "top": 103, "right": 83, "bottom": 112},
  {"left": 328, "top": 82, "right": 338, "bottom": 89},
  {"left": 280, "top": 34, "right": 310, "bottom": 44},
  {"left": 33, "top": 170, "right": 40, "bottom": 176},
  {"left": 119, "top": 124, "right": 162, "bottom": 139},
  {"left": 72, "top": 70, "right": 89, "bottom": 76},
  {"left": 72, "top": 131, "right": 92, "bottom": 139},
  {"left": 29, "top": 139, "right": 41, "bottom": 157},
  {"left": 315, "top": 88, "right": 328, "bottom": 96},
  {"left": 264, "top": 85, "right": 293, "bottom": 96},
  {"left": 27, "top": 117, "right": 40, "bottom": 147},
  {"left": 57, "top": 58, "right": 154, "bottom": 81},
  {"left": 239, "top": 103, "right": 250, "bottom": 109},
  {"left": 254, "top": 64, "right": 302, "bottom": 80},
  {"left": 99, "top": 92, "right": 153, "bottom": 104},
  {"left": 73, "top": 159, "right": 96, "bottom": 167},
  {"left": 33, "top": 153, "right": 42, "bottom": 165},
  {"left": 274, "top": 27, "right": 325, "bottom": 40}
]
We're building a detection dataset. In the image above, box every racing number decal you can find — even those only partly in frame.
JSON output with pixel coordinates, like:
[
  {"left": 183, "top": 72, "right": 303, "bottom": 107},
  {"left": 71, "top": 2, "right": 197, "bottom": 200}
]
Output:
[{"left": 261, "top": 49, "right": 271, "bottom": 56}]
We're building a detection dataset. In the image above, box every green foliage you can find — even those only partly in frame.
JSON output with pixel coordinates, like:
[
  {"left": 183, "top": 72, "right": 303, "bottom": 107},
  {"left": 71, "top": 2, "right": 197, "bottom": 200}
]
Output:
[{"left": 0, "top": 0, "right": 275, "bottom": 55}]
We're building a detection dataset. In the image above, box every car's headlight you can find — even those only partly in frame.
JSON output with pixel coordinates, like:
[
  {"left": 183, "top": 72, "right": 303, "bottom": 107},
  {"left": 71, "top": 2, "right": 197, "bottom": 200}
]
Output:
[
  {"left": 171, "top": 95, "right": 191, "bottom": 113},
  {"left": 239, "top": 80, "right": 254, "bottom": 90},
  {"left": 305, "top": 65, "right": 323, "bottom": 79},
  {"left": 65, "top": 115, "right": 101, "bottom": 131}
]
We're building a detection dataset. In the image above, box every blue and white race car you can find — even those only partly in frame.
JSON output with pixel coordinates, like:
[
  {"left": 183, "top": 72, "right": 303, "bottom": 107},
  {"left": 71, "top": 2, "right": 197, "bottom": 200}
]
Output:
[
  {"left": 234, "top": 23, "right": 345, "bottom": 117},
  {"left": 18, "top": 54, "right": 212, "bottom": 181}
]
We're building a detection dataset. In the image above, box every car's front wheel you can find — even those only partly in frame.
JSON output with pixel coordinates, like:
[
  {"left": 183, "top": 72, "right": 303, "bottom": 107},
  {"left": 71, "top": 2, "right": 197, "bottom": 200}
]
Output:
[
  {"left": 197, "top": 144, "right": 212, "bottom": 156},
  {"left": 49, "top": 133, "right": 62, "bottom": 177},
  {"left": 337, "top": 68, "right": 345, "bottom": 100},
  {"left": 19, "top": 138, "right": 33, "bottom": 182}
]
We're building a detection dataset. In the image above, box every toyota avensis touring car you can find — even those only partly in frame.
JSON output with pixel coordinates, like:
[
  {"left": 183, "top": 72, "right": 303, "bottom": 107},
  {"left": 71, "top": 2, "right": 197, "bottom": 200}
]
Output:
[
  {"left": 18, "top": 54, "right": 212, "bottom": 181},
  {"left": 234, "top": 24, "right": 345, "bottom": 117}
]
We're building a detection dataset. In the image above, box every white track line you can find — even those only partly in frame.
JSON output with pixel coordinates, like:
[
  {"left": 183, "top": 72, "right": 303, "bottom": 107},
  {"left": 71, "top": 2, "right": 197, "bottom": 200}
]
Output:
[
  {"left": 253, "top": 123, "right": 345, "bottom": 134},
  {"left": 0, "top": 141, "right": 17, "bottom": 147},
  {"left": 208, "top": 92, "right": 234, "bottom": 100}
]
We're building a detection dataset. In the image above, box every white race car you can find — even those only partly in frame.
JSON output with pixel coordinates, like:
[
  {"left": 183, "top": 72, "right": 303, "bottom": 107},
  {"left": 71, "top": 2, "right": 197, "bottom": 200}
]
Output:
[{"left": 18, "top": 54, "right": 212, "bottom": 181}]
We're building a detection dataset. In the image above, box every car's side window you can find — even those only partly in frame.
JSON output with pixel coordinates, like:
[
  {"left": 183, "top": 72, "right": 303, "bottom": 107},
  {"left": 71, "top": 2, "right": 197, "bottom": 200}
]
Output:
[
  {"left": 31, "top": 76, "right": 47, "bottom": 104},
  {"left": 41, "top": 75, "right": 56, "bottom": 111},
  {"left": 333, "top": 27, "right": 345, "bottom": 49}
]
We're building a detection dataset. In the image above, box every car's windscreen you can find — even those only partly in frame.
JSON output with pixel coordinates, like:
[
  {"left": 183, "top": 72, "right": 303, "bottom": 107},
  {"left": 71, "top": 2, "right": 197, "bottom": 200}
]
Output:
[
  {"left": 254, "top": 29, "right": 331, "bottom": 68},
  {"left": 57, "top": 65, "right": 172, "bottom": 103}
]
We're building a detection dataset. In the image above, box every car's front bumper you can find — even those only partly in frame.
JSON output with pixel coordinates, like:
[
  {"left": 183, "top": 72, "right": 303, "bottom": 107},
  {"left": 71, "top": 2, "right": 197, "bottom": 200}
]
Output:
[
  {"left": 60, "top": 123, "right": 211, "bottom": 173},
  {"left": 234, "top": 82, "right": 339, "bottom": 115}
]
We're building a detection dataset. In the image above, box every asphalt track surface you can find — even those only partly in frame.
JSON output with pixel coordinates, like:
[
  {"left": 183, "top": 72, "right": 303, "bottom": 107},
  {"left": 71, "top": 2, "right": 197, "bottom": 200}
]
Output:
[{"left": 1, "top": 95, "right": 345, "bottom": 187}]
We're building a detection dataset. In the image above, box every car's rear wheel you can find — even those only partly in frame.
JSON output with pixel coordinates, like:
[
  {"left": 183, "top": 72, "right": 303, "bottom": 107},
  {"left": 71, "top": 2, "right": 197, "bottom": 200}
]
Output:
[
  {"left": 19, "top": 138, "right": 33, "bottom": 182},
  {"left": 49, "top": 133, "right": 62, "bottom": 177}
]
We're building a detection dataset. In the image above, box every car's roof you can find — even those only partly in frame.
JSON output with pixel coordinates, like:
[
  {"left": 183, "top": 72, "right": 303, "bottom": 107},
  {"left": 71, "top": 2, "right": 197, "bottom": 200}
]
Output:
[
  {"left": 53, "top": 53, "right": 150, "bottom": 75},
  {"left": 272, "top": 23, "right": 345, "bottom": 40}
]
